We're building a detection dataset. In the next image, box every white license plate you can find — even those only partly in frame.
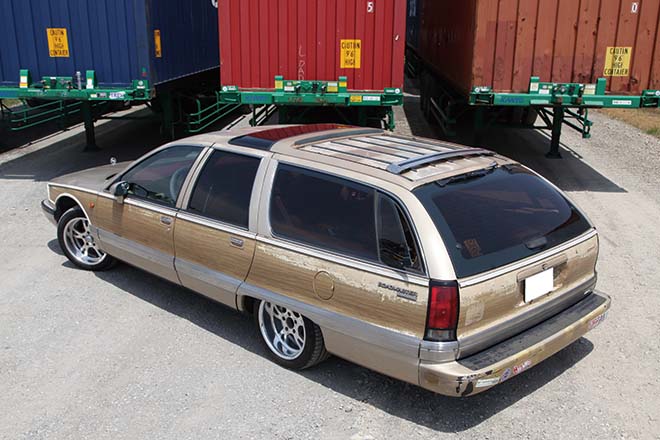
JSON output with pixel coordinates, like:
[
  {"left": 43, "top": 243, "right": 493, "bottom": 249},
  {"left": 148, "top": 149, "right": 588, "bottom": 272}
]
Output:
[{"left": 524, "top": 268, "right": 554, "bottom": 303}]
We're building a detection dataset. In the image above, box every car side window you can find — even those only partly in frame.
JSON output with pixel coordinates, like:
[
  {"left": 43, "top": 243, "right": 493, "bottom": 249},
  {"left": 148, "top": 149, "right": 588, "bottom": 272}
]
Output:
[
  {"left": 270, "top": 164, "right": 378, "bottom": 261},
  {"left": 377, "top": 193, "right": 422, "bottom": 272},
  {"left": 121, "top": 146, "right": 202, "bottom": 207},
  {"left": 187, "top": 150, "right": 261, "bottom": 228}
]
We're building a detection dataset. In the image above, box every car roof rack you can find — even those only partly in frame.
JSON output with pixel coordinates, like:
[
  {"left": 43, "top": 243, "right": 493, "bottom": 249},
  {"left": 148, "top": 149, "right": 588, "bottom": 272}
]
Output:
[
  {"left": 293, "top": 128, "right": 383, "bottom": 146},
  {"left": 386, "top": 148, "right": 495, "bottom": 175}
]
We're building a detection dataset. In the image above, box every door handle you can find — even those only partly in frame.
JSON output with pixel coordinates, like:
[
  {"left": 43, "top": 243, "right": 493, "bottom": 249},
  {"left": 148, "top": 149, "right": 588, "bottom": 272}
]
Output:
[
  {"left": 160, "top": 216, "right": 173, "bottom": 226},
  {"left": 230, "top": 237, "right": 244, "bottom": 248}
]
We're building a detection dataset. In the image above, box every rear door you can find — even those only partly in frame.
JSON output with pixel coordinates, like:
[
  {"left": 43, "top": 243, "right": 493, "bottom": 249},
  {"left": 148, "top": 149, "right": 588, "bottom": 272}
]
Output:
[
  {"left": 414, "top": 164, "right": 598, "bottom": 357},
  {"left": 173, "top": 147, "right": 269, "bottom": 309}
]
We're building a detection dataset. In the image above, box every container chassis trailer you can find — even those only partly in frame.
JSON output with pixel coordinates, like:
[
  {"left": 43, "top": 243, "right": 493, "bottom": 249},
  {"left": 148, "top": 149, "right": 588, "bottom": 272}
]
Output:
[{"left": 408, "top": 50, "right": 660, "bottom": 158}]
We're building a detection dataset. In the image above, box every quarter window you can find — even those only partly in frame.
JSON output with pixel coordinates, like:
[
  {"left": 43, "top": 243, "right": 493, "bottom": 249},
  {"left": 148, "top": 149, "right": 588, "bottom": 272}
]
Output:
[
  {"left": 121, "top": 146, "right": 202, "bottom": 206},
  {"left": 188, "top": 151, "right": 261, "bottom": 228},
  {"left": 270, "top": 165, "right": 378, "bottom": 261},
  {"left": 270, "top": 164, "right": 421, "bottom": 272},
  {"left": 377, "top": 193, "right": 421, "bottom": 272}
]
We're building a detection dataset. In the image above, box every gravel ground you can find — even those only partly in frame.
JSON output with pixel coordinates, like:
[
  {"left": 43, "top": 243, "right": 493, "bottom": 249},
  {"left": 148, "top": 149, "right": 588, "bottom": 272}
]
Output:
[{"left": 1, "top": 94, "right": 660, "bottom": 439}]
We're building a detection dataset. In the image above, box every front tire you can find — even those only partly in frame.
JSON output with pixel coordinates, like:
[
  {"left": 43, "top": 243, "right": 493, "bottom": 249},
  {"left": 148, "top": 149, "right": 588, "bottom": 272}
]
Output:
[
  {"left": 57, "top": 207, "right": 116, "bottom": 271},
  {"left": 254, "top": 300, "right": 329, "bottom": 370}
]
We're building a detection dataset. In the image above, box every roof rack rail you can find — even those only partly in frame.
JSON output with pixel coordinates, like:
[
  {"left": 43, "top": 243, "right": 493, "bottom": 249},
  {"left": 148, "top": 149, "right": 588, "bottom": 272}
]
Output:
[
  {"left": 293, "top": 128, "right": 383, "bottom": 146},
  {"left": 386, "top": 148, "right": 494, "bottom": 174}
]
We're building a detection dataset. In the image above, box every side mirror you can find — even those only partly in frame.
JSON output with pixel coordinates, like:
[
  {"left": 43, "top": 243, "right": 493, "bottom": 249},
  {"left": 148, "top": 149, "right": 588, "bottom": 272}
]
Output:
[{"left": 111, "top": 181, "right": 130, "bottom": 204}]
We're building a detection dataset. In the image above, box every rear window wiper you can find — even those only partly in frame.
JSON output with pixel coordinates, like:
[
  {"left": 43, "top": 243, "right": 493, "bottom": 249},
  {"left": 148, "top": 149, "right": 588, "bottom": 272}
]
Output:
[{"left": 436, "top": 162, "right": 498, "bottom": 187}]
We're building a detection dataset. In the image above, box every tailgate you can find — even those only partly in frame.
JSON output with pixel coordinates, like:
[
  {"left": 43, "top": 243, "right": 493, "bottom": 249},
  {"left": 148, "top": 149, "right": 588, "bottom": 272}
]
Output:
[{"left": 456, "top": 231, "right": 598, "bottom": 358}]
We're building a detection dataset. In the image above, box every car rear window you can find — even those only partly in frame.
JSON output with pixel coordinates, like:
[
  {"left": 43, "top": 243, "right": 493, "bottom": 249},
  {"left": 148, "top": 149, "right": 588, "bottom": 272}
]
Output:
[{"left": 413, "top": 164, "right": 592, "bottom": 278}]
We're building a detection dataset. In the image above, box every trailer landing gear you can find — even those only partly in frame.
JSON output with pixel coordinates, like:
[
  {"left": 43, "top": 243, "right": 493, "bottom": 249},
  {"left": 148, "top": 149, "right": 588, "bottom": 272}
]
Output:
[{"left": 81, "top": 101, "right": 99, "bottom": 151}]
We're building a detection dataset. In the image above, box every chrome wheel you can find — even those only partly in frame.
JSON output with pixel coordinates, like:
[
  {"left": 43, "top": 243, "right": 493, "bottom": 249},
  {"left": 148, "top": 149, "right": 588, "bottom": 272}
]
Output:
[
  {"left": 62, "top": 217, "right": 106, "bottom": 266},
  {"left": 258, "top": 301, "right": 306, "bottom": 360}
]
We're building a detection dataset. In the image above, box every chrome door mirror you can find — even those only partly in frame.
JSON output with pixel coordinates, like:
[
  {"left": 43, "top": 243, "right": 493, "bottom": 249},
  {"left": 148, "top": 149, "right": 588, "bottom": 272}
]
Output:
[{"left": 111, "top": 181, "right": 130, "bottom": 204}]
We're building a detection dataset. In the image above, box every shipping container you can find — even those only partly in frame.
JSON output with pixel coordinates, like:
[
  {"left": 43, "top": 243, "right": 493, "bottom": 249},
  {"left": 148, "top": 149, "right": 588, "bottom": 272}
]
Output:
[
  {"left": 0, "top": 0, "right": 219, "bottom": 89},
  {"left": 218, "top": 0, "right": 406, "bottom": 124},
  {"left": 408, "top": 0, "right": 660, "bottom": 95},
  {"left": 407, "top": 0, "right": 660, "bottom": 157}
]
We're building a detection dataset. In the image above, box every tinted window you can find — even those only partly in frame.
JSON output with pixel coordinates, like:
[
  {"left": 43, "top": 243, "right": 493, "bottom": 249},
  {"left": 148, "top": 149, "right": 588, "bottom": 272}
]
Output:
[
  {"left": 414, "top": 165, "right": 592, "bottom": 278},
  {"left": 188, "top": 151, "right": 261, "bottom": 228},
  {"left": 377, "top": 194, "right": 422, "bottom": 272},
  {"left": 122, "top": 146, "right": 201, "bottom": 206},
  {"left": 270, "top": 165, "right": 378, "bottom": 261}
]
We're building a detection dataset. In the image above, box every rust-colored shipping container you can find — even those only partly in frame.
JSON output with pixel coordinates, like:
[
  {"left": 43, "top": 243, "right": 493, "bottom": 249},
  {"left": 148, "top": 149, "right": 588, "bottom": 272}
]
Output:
[
  {"left": 218, "top": 0, "right": 406, "bottom": 92},
  {"left": 410, "top": 0, "right": 660, "bottom": 95}
]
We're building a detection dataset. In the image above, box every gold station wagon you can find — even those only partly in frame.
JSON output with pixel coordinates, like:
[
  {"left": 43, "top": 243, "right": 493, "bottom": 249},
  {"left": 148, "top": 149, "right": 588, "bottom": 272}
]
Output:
[{"left": 41, "top": 124, "right": 610, "bottom": 396}]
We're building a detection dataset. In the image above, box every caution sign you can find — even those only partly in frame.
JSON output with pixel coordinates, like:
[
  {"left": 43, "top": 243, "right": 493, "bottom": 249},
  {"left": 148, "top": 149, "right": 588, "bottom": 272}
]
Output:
[
  {"left": 603, "top": 47, "right": 632, "bottom": 77},
  {"left": 47, "top": 28, "right": 69, "bottom": 57},
  {"left": 154, "top": 30, "right": 162, "bottom": 58},
  {"left": 340, "top": 39, "right": 361, "bottom": 69}
]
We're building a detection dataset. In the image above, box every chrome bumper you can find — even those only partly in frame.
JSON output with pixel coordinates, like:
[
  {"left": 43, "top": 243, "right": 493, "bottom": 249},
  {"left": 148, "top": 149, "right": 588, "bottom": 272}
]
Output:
[
  {"left": 418, "top": 290, "right": 611, "bottom": 397},
  {"left": 41, "top": 199, "right": 57, "bottom": 226}
]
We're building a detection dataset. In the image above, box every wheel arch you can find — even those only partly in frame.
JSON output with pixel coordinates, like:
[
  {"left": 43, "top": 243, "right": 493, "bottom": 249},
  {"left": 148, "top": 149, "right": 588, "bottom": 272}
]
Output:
[{"left": 54, "top": 193, "right": 90, "bottom": 222}]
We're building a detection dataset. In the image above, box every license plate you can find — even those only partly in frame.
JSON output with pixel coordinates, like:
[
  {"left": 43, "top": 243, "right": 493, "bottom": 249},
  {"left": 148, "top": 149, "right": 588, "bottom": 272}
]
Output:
[{"left": 524, "top": 268, "right": 554, "bottom": 303}]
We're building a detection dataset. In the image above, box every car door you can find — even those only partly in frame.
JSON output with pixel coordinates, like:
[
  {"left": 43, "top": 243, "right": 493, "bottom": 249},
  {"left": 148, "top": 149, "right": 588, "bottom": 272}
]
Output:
[
  {"left": 94, "top": 145, "right": 206, "bottom": 283},
  {"left": 173, "top": 146, "right": 269, "bottom": 308}
]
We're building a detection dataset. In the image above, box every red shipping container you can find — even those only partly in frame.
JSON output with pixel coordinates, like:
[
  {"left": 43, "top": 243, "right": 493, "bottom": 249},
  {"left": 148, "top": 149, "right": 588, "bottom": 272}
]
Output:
[
  {"left": 219, "top": 0, "right": 406, "bottom": 92},
  {"left": 411, "top": 0, "right": 660, "bottom": 95}
]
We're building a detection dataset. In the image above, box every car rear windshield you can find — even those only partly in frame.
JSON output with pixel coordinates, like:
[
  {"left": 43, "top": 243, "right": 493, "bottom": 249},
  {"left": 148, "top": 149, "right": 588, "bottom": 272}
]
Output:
[{"left": 413, "top": 164, "right": 592, "bottom": 278}]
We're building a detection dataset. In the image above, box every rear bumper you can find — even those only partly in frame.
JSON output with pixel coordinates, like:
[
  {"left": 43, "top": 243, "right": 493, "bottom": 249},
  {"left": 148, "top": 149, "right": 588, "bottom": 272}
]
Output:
[
  {"left": 419, "top": 290, "right": 611, "bottom": 397},
  {"left": 41, "top": 199, "right": 57, "bottom": 226}
]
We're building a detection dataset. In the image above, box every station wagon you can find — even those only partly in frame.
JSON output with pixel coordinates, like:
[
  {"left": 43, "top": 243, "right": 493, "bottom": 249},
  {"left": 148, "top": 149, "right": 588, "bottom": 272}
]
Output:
[{"left": 41, "top": 124, "right": 610, "bottom": 396}]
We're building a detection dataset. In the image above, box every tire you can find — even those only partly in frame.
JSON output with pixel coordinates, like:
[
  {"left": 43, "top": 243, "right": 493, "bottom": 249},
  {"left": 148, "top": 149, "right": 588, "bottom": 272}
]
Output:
[
  {"left": 57, "top": 207, "right": 116, "bottom": 271},
  {"left": 254, "top": 299, "right": 329, "bottom": 370}
]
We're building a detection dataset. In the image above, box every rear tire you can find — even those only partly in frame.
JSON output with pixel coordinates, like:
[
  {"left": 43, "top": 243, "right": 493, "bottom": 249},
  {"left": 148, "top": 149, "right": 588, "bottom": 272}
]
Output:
[
  {"left": 57, "top": 207, "right": 116, "bottom": 271},
  {"left": 254, "top": 299, "right": 329, "bottom": 370}
]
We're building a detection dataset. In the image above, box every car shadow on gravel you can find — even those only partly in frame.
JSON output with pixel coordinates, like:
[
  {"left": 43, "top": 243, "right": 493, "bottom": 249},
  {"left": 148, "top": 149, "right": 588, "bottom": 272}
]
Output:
[
  {"left": 92, "top": 262, "right": 595, "bottom": 433},
  {"left": 401, "top": 94, "right": 626, "bottom": 194}
]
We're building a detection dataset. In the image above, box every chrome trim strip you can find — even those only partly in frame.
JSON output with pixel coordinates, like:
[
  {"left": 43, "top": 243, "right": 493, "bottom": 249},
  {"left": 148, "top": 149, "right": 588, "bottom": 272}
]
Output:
[
  {"left": 176, "top": 212, "right": 256, "bottom": 240},
  {"left": 175, "top": 258, "right": 241, "bottom": 294},
  {"left": 238, "top": 282, "right": 421, "bottom": 357},
  {"left": 50, "top": 183, "right": 99, "bottom": 197},
  {"left": 124, "top": 198, "right": 178, "bottom": 216},
  {"left": 97, "top": 227, "right": 174, "bottom": 269},
  {"left": 256, "top": 236, "right": 429, "bottom": 287},
  {"left": 458, "top": 229, "right": 598, "bottom": 287},
  {"left": 419, "top": 340, "right": 459, "bottom": 363},
  {"left": 458, "top": 276, "right": 597, "bottom": 358}
]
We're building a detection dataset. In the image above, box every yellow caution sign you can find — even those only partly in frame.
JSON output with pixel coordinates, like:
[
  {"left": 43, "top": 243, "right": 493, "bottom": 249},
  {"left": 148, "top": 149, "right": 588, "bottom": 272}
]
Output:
[
  {"left": 47, "top": 28, "right": 69, "bottom": 57},
  {"left": 603, "top": 47, "right": 632, "bottom": 77},
  {"left": 340, "top": 39, "right": 361, "bottom": 69},
  {"left": 154, "top": 30, "right": 162, "bottom": 58}
]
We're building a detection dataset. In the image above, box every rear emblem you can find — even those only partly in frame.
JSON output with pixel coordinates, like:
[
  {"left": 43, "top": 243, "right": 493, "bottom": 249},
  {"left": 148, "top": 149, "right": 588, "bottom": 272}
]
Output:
[{"left": 378, "top": 282, "right": 418, "bottom": 301}]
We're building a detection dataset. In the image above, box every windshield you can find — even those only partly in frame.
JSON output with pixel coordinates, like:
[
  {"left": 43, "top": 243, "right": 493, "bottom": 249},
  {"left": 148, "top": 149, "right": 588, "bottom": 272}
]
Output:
[{"left": 414, "top": 165, "right": 592, "bottom": 278}]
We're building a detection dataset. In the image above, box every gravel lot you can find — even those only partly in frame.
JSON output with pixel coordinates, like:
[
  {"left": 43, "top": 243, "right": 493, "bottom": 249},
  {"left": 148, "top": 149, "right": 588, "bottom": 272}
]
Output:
[{"left": 1, "top": 95, "right": 660, "bottom": 439}]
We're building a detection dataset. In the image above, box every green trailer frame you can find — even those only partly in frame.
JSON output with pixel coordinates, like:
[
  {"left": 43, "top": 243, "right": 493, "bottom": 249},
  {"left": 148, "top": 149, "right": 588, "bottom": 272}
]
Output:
[
  {"left": 219, "top": 75, "right": 404, "bottom": 130},
  {"left": 469, "top": 77, "right": 660, "bottom": 157},
  {"left": 0, "top": 69, "right": 151, "bottom": 149},
  {"left": 420, "top": 69, "right": 660, "bottom": 158}
]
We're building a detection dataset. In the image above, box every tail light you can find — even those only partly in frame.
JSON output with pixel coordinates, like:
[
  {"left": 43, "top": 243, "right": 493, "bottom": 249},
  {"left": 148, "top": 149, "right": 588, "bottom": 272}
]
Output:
[{"left": 425, "top": 281, "right": 459, "bottom": 341}]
